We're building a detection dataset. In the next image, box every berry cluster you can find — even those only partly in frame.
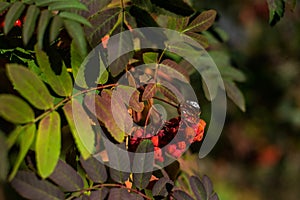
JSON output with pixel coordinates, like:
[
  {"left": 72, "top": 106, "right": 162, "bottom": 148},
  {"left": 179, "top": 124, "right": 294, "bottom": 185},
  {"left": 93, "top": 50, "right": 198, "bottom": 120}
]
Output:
[{"left": 129, "top": 117, "right": 206, "bottom": 162}]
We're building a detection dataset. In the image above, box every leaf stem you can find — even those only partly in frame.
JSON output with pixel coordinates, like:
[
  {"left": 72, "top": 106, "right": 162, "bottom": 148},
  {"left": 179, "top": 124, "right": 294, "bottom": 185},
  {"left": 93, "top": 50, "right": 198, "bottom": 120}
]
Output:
[{"left": 33, "top": 83, "right": 118, "bottom": 123}]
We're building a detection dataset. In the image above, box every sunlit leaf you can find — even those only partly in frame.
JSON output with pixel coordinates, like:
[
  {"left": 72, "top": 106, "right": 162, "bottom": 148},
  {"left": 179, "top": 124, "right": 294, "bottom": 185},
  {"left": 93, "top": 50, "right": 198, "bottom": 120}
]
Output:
[
  {"left": 173, "top": 190, "right": 194, "bottom": 200},
  {"left": 190, "top": 175, "right": 207, "bottom": 200},
  {"left": 143, "top": 52, "right": 158, "bottom": 64},
  {"left": 35, "top": 46, "right": 73, "bottom": 96},
  {"left": 152, "top": 177, "right": 173, "bottom": 197},
  {"left": 89, "top": 188, "right": 109, "bottom": 200},
  {"left": 64, "top": 19, "right": 87, "bottom": 56},
  {"left": 36, "top": 111, "right": 61, "bottom": 179},
  {"left": 224, "top": 80, "right": 246, "bottom": 112},
  {"left": 49, "top": 159, "right": 84, "bottom": 191},
  {"left": 4, "top": 2, "right": 25, "bottom": 34},
  {"left": 37, "top": 10, "right": 52, "bottom": 49},
  {"left": 142, "top": 83, "right": 157, "bottom": 101},
  {"left": 23, "top": 5, "right": 40, "bottom": 45},
  {"left": 11, "top": 171, "right": 64, "bottom": 200},
  {"left": 79, "top": 156, "right": 107, "bottom": 183},
  {"left": 133, "top": 140, "right": 154, "bottom": 189},
  {"left": 63, "top": 100, "right": 95, "bottom": 159},
  {"left": 267, "top": 0, "right": 285, "bottom": 26},
  {"left": 84, "top": 90, "right": 126, "bottom": 142},
  {"left": 183, "top": 10, "right": 217, "bottom": 33},
  {"left": 0, "top": 94, "right": 34, "bottom": 124},
  {"left": 6, "top": 65, "right": 54, "bottom": 110},
  {"left": 8, "top": 124, "right": 36, "bottom": 181}
]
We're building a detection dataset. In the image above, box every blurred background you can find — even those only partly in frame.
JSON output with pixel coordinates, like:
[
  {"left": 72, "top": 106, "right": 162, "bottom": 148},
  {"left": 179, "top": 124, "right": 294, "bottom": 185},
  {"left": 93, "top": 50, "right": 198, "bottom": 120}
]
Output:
[{"left": 184, "top": 0, "right": 300, "bottom": 200}]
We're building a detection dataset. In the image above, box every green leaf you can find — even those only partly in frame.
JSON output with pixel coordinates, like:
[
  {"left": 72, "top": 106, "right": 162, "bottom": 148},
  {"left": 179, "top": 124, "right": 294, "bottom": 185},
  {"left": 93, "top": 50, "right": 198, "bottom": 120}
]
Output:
[
  {"left": 6, "top": 126, "right": 24, "bottom": 150},
  {"left": 11, "top": 171, "right": 64, "bottom": 200},
  {"left": 63, "top": 100, "right": 95, "bottom": 159},
  {"left": 4, "top": 2, "right": 25, "bottom": 34},
  {"left": 8, "top": 124, "right": 36, "bottom": 181},
  {"left": 267, "top": 0, "right": 285, "bottom": 26},
  {"left": 37, "top": 10, "right": 52, "bottom": 49},
  {"left": 133, "top": 140, "right": 154, "bottom": 189},
  {"left": 143, "top": 52, "right": 158, "bottom": 64},
  {"left": 64, "top": 19, "right": 87, "bottom": 56},
  {"left": 70, "top": 40, "right": 85, "bottom": 81},
  {"left": 6, "top": 64, "right": 54, "bottom": 110},
  {"left": 48, "top": 1, "right": 88, "bottom": 11},
  {"left": 0, "top": 2, "right": 10, "bottom": 14},
  {"left": 49, "top": 15, "right": 63, "bottom": 43},
  {"left": 35, "top": 46, "right": 73, "bottom": 96},
  {"left": 0, "top": 132, "right": 8, "bottom": 182},
  {"left": 59, "top": 11, "right": 92, "bottom": 27},
  {"left": 97, "top": 51, "right": 109, "bottom": 84},
  {"left": 183, "top": 10, "right": 217, "bottom": 33},
  {"left": 49, "top": 159, "right": 84, "bottom": 191},
  {"left": 23, "top": 5, "right": 40, "bottom": 45},
  {"left": 0, "top": 94, "right": 35, "bottom": 124},
  {"left": 36, "top": 111, "right": 61, "bottom": 179},
  {"left": 75, "top": 0, "right": 112, "bottom": 19},
  {"left": 219, "top": 66, "right": 246, "bottom": 82},
  {"left": 190, "top": 176, "right": 207, "bottom": 200},
  {"left": 84, "top": 90, "right": 126, "bottom": 143},
  {"left": 224, "top": 80, "right": 246, "bottom": 112},
  {"left": 131, "top": 0, "right": 153, "bottom": 12},
  {"left": 35, "top": 0, "right": 67, "bottom": 7},
  {"left": 79, "top": 156, "right": 107, "bottom": 183}
]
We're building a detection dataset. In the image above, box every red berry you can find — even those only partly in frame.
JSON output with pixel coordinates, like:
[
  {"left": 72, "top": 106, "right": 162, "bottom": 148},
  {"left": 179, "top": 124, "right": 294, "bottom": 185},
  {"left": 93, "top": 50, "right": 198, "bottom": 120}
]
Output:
[
  {"left": 14, "top": 19, "right": 22, "bottom": 27},
  {"left": 151, "top": 136, "right": 159, "bottom": 147}
]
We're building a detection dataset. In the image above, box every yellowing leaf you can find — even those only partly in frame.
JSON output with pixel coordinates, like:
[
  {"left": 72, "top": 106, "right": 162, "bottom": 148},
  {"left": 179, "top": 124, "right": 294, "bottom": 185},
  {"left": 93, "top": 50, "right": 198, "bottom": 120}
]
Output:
[
  {"left": 6, "top": 64, "right": 54, "bottom": 110},
  {"left": 63, "top": 100, "right": 95, "bottom": 159},
  {"left": 36, "top": 111, "right": 61, "bottom": 178},
  {"left": 0, "top": 94, "right": 35, "bottom": 124},
  {"left": 183, "top": 10, "right": 217, "bottom": 33}
]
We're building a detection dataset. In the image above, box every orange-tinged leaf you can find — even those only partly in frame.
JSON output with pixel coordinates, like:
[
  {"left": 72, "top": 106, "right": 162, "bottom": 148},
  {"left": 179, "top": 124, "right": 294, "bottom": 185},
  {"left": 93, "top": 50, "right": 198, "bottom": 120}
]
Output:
[
  {"left": 84, "top": 90, "right": 126, "bottom": 142},
  {"left": 63, "top": 100, "right": 95, "bottom": 159},
  {"left": 142, "top": 83, "right": 157, "bottom": 101}
]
